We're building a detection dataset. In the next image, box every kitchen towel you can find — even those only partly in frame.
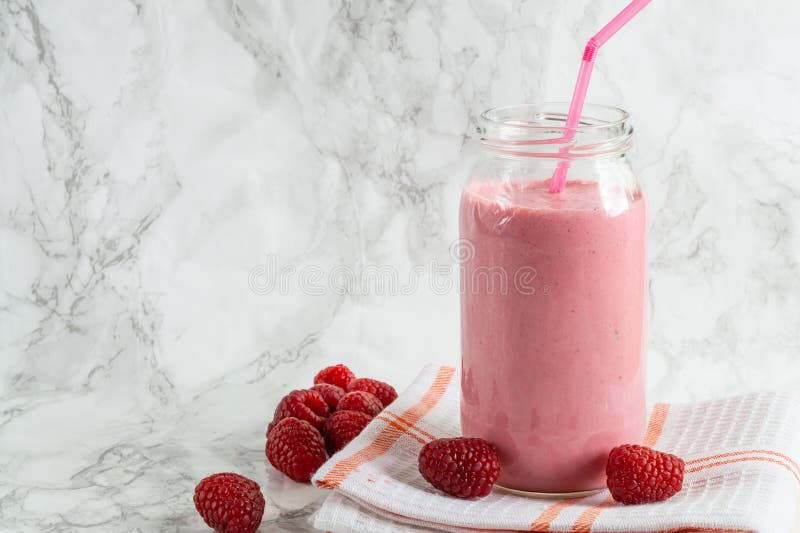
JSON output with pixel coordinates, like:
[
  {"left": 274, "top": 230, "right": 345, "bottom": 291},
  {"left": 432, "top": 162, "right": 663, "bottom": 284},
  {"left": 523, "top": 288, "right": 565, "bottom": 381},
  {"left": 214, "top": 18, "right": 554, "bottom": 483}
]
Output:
[{"left": 311, "top": 365, "right": 800, "bottom": 533}]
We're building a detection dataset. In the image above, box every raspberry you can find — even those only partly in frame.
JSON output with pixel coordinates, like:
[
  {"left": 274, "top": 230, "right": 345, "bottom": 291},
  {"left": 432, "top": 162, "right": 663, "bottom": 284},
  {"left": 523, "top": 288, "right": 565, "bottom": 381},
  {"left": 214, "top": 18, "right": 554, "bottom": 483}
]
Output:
[
  {"left": 606, "top": 444, "right": 684, "bottom": 504},
  {"left": 337, "top": 391, "right": 383, "bottom": 417},
  {"left": 266, "top": 417, "right": 328, "bottom": 483},
  {"left": 193, "top": 473, "right": 265, "bottom": 533},
  {"left": 418, "top": 438, "right": 500, "bottom": 498},
  {"left": 268, "top": 389, "right": 329, "bottom": 434},
  {"left": 323, "top": 410, "right": 373, "bottom": 454},
  {"left": 310, "top": 383, "right": 345, "bottom": 410},
  {"left": 314, "top": 364, "right": 356, "bottom": 389},
  {"left": 347, "top": 378, "right": 398, "bottom": 407}
]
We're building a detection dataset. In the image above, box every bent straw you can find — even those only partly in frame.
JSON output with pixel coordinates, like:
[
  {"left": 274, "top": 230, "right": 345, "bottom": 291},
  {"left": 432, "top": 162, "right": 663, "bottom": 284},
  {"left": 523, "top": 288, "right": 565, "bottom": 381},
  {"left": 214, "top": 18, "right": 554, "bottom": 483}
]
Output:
[{"left": 549, "top": 0, "right": 653, "bottom": 193}]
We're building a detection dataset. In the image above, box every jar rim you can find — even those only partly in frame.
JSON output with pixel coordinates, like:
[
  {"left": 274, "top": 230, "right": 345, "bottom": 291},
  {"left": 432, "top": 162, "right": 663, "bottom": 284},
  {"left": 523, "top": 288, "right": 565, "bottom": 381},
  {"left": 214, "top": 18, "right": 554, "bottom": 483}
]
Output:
[
  {"left": 479, "top": 103, "right": 630, "bottom": 132},
  {"left": 478, "top": 103, "right": 632, "bottom": 159}
]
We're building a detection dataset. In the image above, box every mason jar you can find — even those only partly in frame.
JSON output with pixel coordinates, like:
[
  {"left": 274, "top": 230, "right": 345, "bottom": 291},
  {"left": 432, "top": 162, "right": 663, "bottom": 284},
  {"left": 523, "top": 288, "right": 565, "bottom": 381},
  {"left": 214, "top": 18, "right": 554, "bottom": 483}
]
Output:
[{"left": 459, "top": 103, "right": 647, "bottom": 495}]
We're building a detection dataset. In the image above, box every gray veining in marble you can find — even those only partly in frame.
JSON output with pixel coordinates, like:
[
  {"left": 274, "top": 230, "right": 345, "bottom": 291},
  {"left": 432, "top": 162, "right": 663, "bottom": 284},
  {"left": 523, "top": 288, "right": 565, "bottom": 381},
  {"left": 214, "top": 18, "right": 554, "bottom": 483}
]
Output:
[{"left": 1, "top": 0, "right": 799, "bottom": 531}]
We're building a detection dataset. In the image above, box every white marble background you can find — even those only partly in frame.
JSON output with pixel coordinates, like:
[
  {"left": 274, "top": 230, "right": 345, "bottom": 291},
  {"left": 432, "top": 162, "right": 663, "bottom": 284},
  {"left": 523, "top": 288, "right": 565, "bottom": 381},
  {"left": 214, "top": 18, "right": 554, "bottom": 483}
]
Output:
[{"left": 1, "top": 0, "right": 799, "bottom": 531}]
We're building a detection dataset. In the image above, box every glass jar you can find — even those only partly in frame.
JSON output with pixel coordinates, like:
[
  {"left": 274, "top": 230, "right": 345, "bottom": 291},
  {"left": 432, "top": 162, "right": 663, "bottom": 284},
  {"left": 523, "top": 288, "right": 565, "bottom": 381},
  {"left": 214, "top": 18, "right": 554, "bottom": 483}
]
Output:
[{"left": 459, "top": 103, "right": 647, "bottom": 495}]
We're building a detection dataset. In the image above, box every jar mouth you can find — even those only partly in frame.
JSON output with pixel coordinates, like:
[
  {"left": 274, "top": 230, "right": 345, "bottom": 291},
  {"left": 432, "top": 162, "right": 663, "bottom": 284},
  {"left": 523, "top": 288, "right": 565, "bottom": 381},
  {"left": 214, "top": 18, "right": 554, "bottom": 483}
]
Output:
[
  {"left": 478, "top": 103, "right": 632, "bottom": 158},
  {"left": 480, "top": 103, "right": 629, "bottom": 131}
]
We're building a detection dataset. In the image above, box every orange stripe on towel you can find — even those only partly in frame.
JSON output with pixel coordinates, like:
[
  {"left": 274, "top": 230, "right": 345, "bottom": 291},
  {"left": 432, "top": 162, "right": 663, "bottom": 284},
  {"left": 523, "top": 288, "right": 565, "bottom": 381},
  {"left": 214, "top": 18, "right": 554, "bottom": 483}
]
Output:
[
  {"left": 686, "top": 449, "right": 800, "bottom": 476},
  {"left": 317, "top": 366, "right": 456, "bottom": 489},
  {"left": 529, "top": 500, "right": 578, "bottom": 531},
  {"left": 374, "top": 414, "right": 428, "bottom": 445},
  {"left": 570, "top": 495, "right": 615, "bottom": 533},
  {"left": 687, "top": 455, "right": 800, "bottom": 484},
  {"left": 642, "top": 403, "right": 670, "bottom": 448},
  {"left": 380, "top": 410, "right": 439, "bottom": 442}
]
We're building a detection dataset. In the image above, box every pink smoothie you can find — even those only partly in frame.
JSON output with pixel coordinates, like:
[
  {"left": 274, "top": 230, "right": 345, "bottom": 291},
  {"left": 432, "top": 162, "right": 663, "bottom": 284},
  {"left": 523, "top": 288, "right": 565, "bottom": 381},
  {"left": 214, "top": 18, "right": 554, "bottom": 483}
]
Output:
[{"left": 459, "top": 179, "right": 647, "bottom": 493}]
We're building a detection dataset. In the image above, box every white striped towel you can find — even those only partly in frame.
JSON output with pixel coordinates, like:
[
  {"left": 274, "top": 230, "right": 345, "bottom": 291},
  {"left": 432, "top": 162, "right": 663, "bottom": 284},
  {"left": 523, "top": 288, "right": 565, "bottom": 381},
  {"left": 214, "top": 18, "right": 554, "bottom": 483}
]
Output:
[{"left": 311, "top": 365, "right": 800, "bottom": 533}]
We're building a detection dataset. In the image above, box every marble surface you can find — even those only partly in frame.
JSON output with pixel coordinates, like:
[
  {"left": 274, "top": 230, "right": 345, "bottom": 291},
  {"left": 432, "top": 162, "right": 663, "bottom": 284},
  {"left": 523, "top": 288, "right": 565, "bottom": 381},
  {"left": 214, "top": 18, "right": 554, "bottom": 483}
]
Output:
[{"left": 1, "top": 0, "right": 800, "bottom": 531}]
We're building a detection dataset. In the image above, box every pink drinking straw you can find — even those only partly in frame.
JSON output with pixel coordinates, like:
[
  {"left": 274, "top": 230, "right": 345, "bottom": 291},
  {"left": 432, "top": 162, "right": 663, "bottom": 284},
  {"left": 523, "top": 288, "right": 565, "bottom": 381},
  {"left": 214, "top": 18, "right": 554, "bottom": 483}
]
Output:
[{"left": 549, "top": 0, "right": 653, "bottom": 193}]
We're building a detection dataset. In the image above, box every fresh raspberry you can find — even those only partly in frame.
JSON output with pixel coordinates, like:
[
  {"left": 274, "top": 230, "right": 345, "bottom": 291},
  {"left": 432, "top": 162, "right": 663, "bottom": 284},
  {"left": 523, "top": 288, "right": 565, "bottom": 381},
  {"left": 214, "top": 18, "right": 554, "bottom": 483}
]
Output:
[
  {"left": 310, "top": 383, "right": 345, "bottom": 410},
  {"left": 314, "top": 364, "right": 356, "bottom": 389},
  {"left": 337, "top": 391, "right": 383, "bottom": 417},
  {"left": 606, "top": 444, "right": 685, "bottom": 504},
  {"left": 266, "top": 417, "right": 328, "bottom": 483},
  {"left": 323, "top": 410, "right": 373, "bottom": 454},
  {"left": 418, "top": 438, "right": 500, "bottom": 498},
  {"left": 268, "top": 389, "right": 329, "bottom": 434},
  {"left": 193, "top": 472, "right": 265, "bottom": 533},
  {"left": 347, "top": 378, "right": 398, "bottom": 407}
]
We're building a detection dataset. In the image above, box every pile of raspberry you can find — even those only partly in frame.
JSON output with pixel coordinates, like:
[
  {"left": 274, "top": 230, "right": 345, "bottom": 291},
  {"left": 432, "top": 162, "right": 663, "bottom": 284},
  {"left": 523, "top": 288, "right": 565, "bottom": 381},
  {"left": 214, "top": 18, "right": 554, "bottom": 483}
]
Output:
[
  {"left": 265, "top": 364, "right": 398, "bottom": 483},
  {"left": 193, "top": 364, "right": 396, "bottom": 533}
]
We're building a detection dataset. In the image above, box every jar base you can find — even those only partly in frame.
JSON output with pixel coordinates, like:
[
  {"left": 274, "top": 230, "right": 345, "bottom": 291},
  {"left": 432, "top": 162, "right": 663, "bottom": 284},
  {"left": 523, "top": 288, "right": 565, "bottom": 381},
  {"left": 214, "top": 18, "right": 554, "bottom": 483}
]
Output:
[{"left": 494, "top": 484, "right": 605, "bottom": 499}]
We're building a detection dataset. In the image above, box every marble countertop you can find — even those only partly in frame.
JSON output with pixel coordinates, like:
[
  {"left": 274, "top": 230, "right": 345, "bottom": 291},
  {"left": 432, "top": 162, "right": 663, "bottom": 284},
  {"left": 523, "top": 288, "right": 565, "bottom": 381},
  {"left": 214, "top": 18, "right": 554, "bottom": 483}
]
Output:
[{"left": 0, "top": 376, "right": 357, "bottom": 532}]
